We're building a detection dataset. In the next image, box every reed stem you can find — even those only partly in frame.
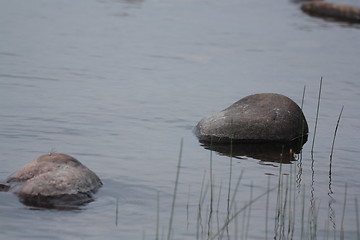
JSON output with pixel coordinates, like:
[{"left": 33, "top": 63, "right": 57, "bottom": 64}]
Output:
[
  {"left": 340, "top": 184, "right": 347, "bottom": 240},
  {"left": 311, "top": 77, "right": 323, "bottom": 158},
  {"left": 266, "top": 176, "right": 270, "bottom": 240},
  {"left": 301, "top": 185, "right": 306, "bottom": 240},
  {"left": 355, "top": 197, "right": 360, "bottom": 240},
  {"left": 115, "top": 196, "right": 119, "bottom": 226},
  {"left": 208, "top": 139, "right": 214, "bottom": 238},
  {"left": 216, "top": 181, "right": 223, "bottom": 236},
  {"left": 167, "top": 138, "right": 183, "bottom": 240},
  {"left": 156, "top": 191, "right": 160, "bottom": 240},
  {"left": 329, "top": 106, "right": 344, "bottom": 164},
  {"left": 244, "top": 182, "right": 253, "bottom": 240}
]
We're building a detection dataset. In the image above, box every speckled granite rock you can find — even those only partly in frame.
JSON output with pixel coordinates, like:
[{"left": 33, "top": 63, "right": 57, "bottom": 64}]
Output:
[
  {"left": 6, "top": 153, "right": 102, "bottom": 208},
  {"left": 194, "top": 93, "right": 308, "bottom": 143}
]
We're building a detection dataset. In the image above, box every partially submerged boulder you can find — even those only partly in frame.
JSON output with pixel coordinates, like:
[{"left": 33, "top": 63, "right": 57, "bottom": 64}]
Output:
[
  {"left": 195, "top": 93, "right": 308, "bottom": 144},
  {"left": 5, "top": 153, "right": 102, "bottom": 208},
  {"left": 301, "top": 1, "right": 360, "bottom": 23}
]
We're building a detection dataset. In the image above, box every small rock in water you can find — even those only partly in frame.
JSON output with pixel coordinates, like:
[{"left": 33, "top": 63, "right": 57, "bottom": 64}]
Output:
[
  {"left": 6, "top": 153, "right": 102, "bottom": 209},
  {"left": 301, "top": 1, "right": 360, "bottom": 23},
  {"left": 194, "top": 93, "right": 308, "bottom": 143}
]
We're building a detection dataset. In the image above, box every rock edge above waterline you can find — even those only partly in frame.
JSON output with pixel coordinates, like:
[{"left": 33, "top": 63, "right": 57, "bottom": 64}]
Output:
[
  {"left": 195, "top": 93, "right": 309, "bottom": 144},
  {"left": 301, "top": 1, "right": 360, "bottom": 23}
]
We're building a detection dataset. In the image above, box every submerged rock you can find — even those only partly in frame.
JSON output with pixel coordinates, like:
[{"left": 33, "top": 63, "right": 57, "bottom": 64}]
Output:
[
  {"left": 195, "top": 93, "right": 308, "bottom": 144},
  {"left": 5, "top": 153, "right": 102, "bottom": 208}
]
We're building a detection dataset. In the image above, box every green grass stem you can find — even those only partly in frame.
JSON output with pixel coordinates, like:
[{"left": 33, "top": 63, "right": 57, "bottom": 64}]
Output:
[
  {"left": 227, "top": 139, "right": 234, "bottom": 216},
  {"left": 329, "top": 106, "right": 344, "bottom": 164},
  {"left": 244, "top": 182, "right": 253, "bottom": 240},
  {"left": 288, "top": 165, "right": 293, "bottom": 238},
  {"left": 229, "top": 170, "right": 244, "bottom": 213},
  {"left": 301, "top": 185, "right": 306, "bottom": 240},
  {"left": 266, "top": 176, "right": 270, "bottom": 240},
  {"left": 311, "top": 77, "right": 323, "bottom": 158},
  {"left": 167, "top": 138, "right": 183, "bottom": 240},
  {"left": 219, "top": 170, "right": 244, "bottom": 240},
  {"left": 115, "top": 196, "right": 119, "bottom": 226},
  {"left": 197, "top": 170, "right": 209, "bottom": 240},
  {"left": 355, "top": 197, "right": 360, "bottom": 240},
  {"left": 291, "top": 164, "right": 297, "bottom": 239},
  {"left": 274, "top": 148, "right": 284, "bottom": 239},
  {"left": 186, "top": 185, "right": 191, "bottom": 230},
  {"left": 234, "top": 202, "right": 238, "bottom": 240},
  {"left": 301, "top": 85, "right": 306, "bottom": 109},
  {"left": 241, "top": 200, "right": 247, "bottom": 240},
  {"left": 208, "top": 140, "right": 214, "bottom": 239},
  {"left": 340, "top": 184, "right": 347, "bottom": 240},
  {"left": 156, "top": 191, "right": 160, "bottom": 240},
  {"left": 216, "top": 181, "right": 223, "bottom": 235}
]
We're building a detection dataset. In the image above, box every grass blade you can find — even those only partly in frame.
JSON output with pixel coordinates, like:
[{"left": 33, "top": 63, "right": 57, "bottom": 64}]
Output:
[
  {"left": 156, "top": 191, "right": 160, "bottom": 240},
  {"left": 340, "top": 184, "right": 347, "bottom": 240},
  {"left": 167, "top": 138, "right": 183, "bottom": 240},
  {"left": 311, "top": 77, "right": 323, "bottom": 158},
  {"left": 355, "top": 197, "right": 360, "bottom": 240},
  {"left": 329, "top": 106, "right": 344, "bottom": 164}
]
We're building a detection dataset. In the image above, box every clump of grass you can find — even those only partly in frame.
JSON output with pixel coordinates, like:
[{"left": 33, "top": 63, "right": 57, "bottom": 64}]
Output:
[
  {"left": 160, "top": 147, "right": 354, "bottom": 240},
  {"left": 210, "top": 184, "right": 277, "bottom": 240}
]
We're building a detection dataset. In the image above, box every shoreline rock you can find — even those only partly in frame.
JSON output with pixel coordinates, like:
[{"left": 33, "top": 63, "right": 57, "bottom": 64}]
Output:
[
  {"left": 5, "top": 153, "right": 102, "bottom": 209},
  {"left": 301, "top": 1, "right": 360, "bottom": 23},
  {"left": 194, "top": 93, "right": 308, "bottom": 144}
]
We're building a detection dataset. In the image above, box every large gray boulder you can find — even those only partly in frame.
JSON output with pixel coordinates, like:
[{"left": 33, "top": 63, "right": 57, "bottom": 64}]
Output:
[
  {"left": 195, "top": 93, "right": 308, "bottom": 143},
  {"left": 5, "top": 153, "right": 102, "bottom": 208}
]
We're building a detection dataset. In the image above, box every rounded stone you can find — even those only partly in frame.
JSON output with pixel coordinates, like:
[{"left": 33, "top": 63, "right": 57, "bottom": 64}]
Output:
[
  {"left": 301, "top": 2, "right": 360, "bottom": 23},
  {"left": 194, "top": 93, "right": 308, "bottom": 143},
  {"left": 6, "top": 153, "right": 102, "bottom": 208}
]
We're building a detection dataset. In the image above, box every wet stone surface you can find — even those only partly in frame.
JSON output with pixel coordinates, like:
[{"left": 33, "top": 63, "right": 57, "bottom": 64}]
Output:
[
  {"left": 5, "top": 153, "right": 102, "bottom": 209},
  {"left": 195, "top": 93, "right": 309, "bottom": 144}
]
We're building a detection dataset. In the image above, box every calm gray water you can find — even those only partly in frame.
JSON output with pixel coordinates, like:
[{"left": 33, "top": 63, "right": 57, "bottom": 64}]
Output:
[{"left": 1, "top": 0, "right": 360, "bottom": 239}]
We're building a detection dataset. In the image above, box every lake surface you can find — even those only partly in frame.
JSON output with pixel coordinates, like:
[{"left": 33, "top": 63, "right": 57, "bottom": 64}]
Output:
[{"left": 0, "top": 0, "right": 359, "bottom": 239}]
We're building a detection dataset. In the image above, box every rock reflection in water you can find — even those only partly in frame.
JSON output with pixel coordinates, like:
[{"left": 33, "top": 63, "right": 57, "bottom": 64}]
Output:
[{"left": 199, "top": 137, "right": 307, "bottom": 163}]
